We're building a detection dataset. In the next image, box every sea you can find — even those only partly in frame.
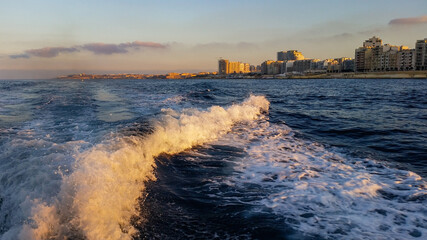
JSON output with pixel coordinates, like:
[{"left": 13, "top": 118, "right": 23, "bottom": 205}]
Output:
[{"left": 0, "top": 78, "right": 426, "bottom": 240}]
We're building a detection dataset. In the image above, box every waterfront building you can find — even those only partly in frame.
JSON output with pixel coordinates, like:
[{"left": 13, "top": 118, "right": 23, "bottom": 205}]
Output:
[
  {"left": 311, "top": 59, "right": 330, "bottom": 72},
  {"left": 249, "top": 65, "right": 260, "bottom": 73},
  {"left": 355, "top": 47, "right": 369, "bottom": 72},
  {"left": 261, "top": 60, "right": 283, "bottom": 75},
  {"left": 218, "top": 59, "right": 229, "bottom": 75},
  {"left": 242, "top": 63, "right": 251, "bottom": 73},
  {"left": 327, "top": 59, "right": 340, "bottom": 72},
  {"left": 293, "top": 59, "right": 314, "bottom": 73},
  {"left": 228, "top": 61, "right": 240, "bottom": 74},
  {"left": 166, "top": 72, "right": 181, "bottom": 79},
  {"left": 218, "top": 59, "right": 252, "bottom": 74},
  {"left": 355, "top": 36, "right": 415, "bottom": 72},
  {"left": 342, "top": 59, "right": 355, "bottom": 72},
  {"left": 326, "top": 58, "right": 353, "bottom": 72},
  {"left": 397, "top": 49, "right": 415, "bottom": 71},
  {"left": 415, "top": 38, "right": 427, "bottom": 70},
  {"left": 261, "top": 60, "right": 271, "bottom": 74},
  {"left": 274, "top": 61, "right": 284, "bottom": 74},
  {"left": 355, "top": 36, "right": 383, "bottom": 72},
  {"left": 277, "top": 50, "right": 305, "bottom": 61},
  {"left": 378, "top": 44, "right": 402, "bottom": 71},
  {"left": 283, "top": 60, "right": 295, "bottom": 73},
  {"left": 363, "top": 36, "right": 383, "bottom": 48}
]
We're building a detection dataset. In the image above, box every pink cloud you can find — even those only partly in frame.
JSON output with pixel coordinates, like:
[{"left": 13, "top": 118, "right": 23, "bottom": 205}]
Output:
[
  {"left": 389, "top": 15, "right": 427, "bottom": 25},
  {"left": 82, "top": 43, "right": 128, "bottom": 55},
  {"left": 9, "top": 53, "right": 30, "bottom": 59},
  {"left": 9, "top": 41, "right": 167, "bottom": 58},
  {"left": 25, "top": 47, "right": 79, "bottom": 58},
  {"left": 124, "top": 41, "right": 166, "bottom": 48}
]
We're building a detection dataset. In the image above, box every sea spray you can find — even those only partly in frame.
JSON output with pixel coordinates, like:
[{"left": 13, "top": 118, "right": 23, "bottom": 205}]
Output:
[{"left": 20, "top": 95, "right": 270, "bottom": 240}]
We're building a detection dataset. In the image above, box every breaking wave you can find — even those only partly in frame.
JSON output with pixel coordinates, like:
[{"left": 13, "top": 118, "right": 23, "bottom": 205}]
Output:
[{"left": 18, "top": 95, "right": 269, "bottom": 240}]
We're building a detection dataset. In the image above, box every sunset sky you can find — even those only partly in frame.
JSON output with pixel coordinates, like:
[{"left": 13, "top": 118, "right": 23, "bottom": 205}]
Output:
[{"left": 1, "top": 0, "right": 427, "bottom": 79}]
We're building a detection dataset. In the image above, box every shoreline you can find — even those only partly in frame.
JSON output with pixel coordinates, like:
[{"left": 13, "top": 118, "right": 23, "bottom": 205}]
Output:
[
  {"left": 55, "top": 71, "right": 427, "bottom": 80},
  {"left": 281, "top": 71, "right": 427, "bottom": 79}
]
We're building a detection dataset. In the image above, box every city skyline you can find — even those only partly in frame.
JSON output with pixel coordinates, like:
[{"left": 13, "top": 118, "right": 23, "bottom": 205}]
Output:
[{"left": 1, "top": 0, "right": 427, "bottom": 79}]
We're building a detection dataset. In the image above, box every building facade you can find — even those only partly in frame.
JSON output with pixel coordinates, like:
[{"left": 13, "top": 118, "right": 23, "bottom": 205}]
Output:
[
  {"left": 218, "top": 59, "right": 252, "bottom": 74},
  {"left": 293, "top": 59, "right": 314, "bottom": 73},
  {"left": 415, "top": 38, "right": 427, "bottom": 70},
  {"left": 277, "top": 50, "right": 305, "bottom": 61},
  {"left": 355, "top": 36, "right": 416, "bottom": 72},
  {"left": 218, "top": 59, "right": 229, "bottom": 75},
  {"left": 397, "top": 49, "right": 415, "bottom": 71},
  {"left": 261, "top": 60, "right": 283, "bottom": 75}
]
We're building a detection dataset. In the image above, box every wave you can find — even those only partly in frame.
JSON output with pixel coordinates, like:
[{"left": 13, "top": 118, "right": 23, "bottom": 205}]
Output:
[
  {"left": 216, "top": 119, "right": 427, "bottom": 239},
  {"left": 17, "top": 95, "right": 269, "bottom": 240}
]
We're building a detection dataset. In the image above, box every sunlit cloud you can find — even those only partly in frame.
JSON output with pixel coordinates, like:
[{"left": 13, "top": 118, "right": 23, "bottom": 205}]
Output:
[
  {"left": 81, "top": 41, "right": 166, "bottom": 55},
  {"left": 27, "top": 47, "right": 79, "bottom": 58},
  {"left": 127, "top": 41, "right": 166, "bottom": 48},
  {"left": 81, "top": 43, "right": 128, "bottom": 55},
  {"left": 389, "top": 15, "right": 427, "bottom": 25},
  {"left": 9, "top": 54, "right": 31, "bottom": 59},
  {"left": 9, "top": 41, "right": 167, "bottom": 59}
]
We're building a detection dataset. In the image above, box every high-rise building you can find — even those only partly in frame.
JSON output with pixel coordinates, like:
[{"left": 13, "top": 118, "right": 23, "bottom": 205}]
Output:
[
  {"left": 415, "top": 38, "right": 427, "bottom": 70},
  {"left": 277, "top": 50, "right": 305, "bottom": 61},
  {"left": 355, "top": 36, "right": 384, "bottom": 72},
  {"left": 397, "top": 49, "right": 415, "bottom": 71},
  {"left": 228, "top": 61, "right": 240, "bottom": 74},
  {"left": 326, "top": 58, "right": 354, "bottom": 72},
  {"left": 355, "top": 47, "right": 369, "bottom": 72},
  {"left": 379, "top": 44, "right": 402, "bottom": 71},
  {"left": 355, "top": 36, "right": 413, "bottom": 72},
  {"left": 261, "top": 60, "right": 274, "bottom": 75},
  {"left": 342, "top": 59, "right": 355, "bottom": 72},
  {"left": 218, "top": 59, "right": 252, "bottom": 74},
  {"left": 218, "top": 59, "right": 229, "bottom": 75},
  {"left": 261, "top": 60, "right": 283, "bottom": 75},
  {"left": 249, "top": 65, "right": 260, "bottom": 73},
  {"left": 293, "top": 59, "right": 314, "bottom": 73},
  {"left": 283, "top": 60, "right": 295, "bottom": 73},
  {"left": 363, "top": 36, "right": 382, "bottom": 48}
]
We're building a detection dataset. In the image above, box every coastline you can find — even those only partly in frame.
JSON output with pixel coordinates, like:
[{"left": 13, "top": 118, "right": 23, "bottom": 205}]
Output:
[
  {"left": 56, "top": 71, "right": 427, "bottom": 80},
  {"left": 281, "top": 71, "right": 427, "bottom": 79}
]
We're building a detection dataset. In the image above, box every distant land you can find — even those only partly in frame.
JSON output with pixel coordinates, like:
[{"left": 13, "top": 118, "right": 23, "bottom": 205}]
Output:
[{"left": 57, "top": 70, "right": 427, "bottom": 80}]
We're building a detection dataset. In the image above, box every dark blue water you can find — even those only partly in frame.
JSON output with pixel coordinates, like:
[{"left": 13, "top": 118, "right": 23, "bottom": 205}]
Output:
[{"left": 0, "top": 79, "right": 426, "bottom": 240}]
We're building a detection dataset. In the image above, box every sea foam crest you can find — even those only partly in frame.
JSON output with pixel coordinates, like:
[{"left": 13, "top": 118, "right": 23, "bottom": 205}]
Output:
[
  {"left": 224, "top": 120, "right": 427, "bottom": 239},
  {"left": 19, "top": 95, "right": 269, "bottom": 240}
]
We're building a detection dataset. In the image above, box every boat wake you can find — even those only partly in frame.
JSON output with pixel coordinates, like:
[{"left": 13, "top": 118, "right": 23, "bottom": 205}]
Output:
[
  {"left": 211, "top": 118, "right": 427, "bottom": 239},
  {"left": 17, "top": 95, "right": 269, "bottom": 240}
]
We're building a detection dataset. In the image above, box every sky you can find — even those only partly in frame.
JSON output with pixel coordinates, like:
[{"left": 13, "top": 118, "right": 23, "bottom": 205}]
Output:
[{"left": 1, "top": 0, "right": 427, "bottom": 79}]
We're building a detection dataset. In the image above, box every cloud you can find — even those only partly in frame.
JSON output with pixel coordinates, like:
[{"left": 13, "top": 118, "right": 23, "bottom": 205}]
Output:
[
  {"left": 9, "top": 53, "right": 30, "bottom": 59},
  {"left": 26, "top": 47, "right": 79, "bottom": 58},
  {"left": 81, "top": 41, "right": 166, "bottom": 55},
  {"left": 82, "top": 43, "right": 128, "bottom": 55},
  {"left": 389, "top": 15, "right": 427, "bottom": 25},
  {"left": 125, "top": 41, "right": 166, "bottom": 48},
  {"left": 9, "top": 41, "right": 167, "bottom": 59}
]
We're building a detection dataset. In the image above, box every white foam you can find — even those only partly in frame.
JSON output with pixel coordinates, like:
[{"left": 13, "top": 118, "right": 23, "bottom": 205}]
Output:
[
  {"left": 218, "top": 120, "right": 427, "bottom": 239},
  {"left": 19, "top": 95, "right": 269, "bottom": 240},
  {"left": 162, "top": 95, "right": 185, "bottom": 104}
]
